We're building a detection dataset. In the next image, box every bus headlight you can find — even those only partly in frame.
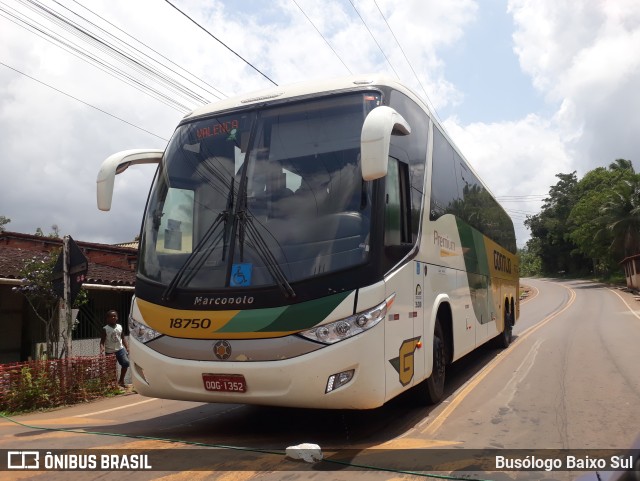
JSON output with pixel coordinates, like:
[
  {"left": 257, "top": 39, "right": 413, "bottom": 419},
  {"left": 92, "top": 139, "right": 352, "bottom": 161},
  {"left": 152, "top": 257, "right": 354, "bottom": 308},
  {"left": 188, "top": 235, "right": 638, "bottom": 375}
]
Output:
[
  {"left": 299, "top": 294, "right": 395, "bottom": 345},
  {"left": 129, "top": 316, "right": 162, "bottom": 343}
]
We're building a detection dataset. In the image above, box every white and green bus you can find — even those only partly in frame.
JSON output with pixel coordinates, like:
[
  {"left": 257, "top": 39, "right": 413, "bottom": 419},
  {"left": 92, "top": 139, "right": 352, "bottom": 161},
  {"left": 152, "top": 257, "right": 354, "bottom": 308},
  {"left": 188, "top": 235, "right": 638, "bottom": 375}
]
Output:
[{"left": 97, "top": 75, "right": 518, "bottom": 409}]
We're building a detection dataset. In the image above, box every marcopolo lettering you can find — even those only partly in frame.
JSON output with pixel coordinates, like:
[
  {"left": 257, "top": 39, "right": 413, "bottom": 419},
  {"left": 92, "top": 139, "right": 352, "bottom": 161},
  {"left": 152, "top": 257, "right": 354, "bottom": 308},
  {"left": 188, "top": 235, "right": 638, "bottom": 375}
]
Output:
[
  {"left": 493, "top": 250, "right": 512, "bottom": 274},
  {"left": 194, "top": 295, "right": 254, "bottom": 306}
]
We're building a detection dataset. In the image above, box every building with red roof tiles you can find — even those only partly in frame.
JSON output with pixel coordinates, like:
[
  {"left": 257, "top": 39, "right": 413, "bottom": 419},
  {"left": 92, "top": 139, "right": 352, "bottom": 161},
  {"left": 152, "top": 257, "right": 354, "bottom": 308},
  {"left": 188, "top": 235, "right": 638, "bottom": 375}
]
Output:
[{"left": 0, "top": 231, "right": 137, "bottom": 362}]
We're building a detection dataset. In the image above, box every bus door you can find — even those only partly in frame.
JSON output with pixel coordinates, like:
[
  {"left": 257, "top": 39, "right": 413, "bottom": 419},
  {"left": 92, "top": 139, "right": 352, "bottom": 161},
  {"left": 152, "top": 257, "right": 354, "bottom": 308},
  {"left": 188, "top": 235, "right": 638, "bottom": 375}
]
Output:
[
  {"left": 412, "top": 261, "right": 425, "bottom": 384},
  {"left": 384, "top": 264, "right": 420, "bottom": 400}
]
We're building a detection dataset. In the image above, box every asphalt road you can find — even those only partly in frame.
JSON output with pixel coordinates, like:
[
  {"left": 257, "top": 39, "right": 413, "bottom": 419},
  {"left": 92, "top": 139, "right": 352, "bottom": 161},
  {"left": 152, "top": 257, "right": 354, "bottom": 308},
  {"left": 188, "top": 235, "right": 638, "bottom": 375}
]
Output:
[{"left": 1, "top": 278, "right": 639, "bottom": 481}]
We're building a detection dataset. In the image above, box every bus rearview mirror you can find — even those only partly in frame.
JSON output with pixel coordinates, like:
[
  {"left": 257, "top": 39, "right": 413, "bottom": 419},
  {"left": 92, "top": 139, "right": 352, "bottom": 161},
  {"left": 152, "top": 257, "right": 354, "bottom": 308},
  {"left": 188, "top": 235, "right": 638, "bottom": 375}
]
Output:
[
  {"left": 96, "top": 149, "right": 163, "bottom": 211},
  {"left": 360, "top": 106, "right": 411, "bottom": 181}
]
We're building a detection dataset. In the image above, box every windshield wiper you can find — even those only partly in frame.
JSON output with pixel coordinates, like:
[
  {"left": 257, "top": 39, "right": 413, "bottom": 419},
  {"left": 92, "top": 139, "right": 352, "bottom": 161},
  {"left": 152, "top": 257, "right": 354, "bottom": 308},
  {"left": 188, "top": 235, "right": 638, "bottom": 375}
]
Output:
[
  {"left": 161, "top": 211, "right": 228, "bottom": 301},
  {"left": 161, "top": 178, "right": 235, "bottom": 301},
  {"left": 237, "top": 210, "right": 296, "bottom": 299},
  {"left": 226, "top": 148, "right": 296, "bottom": 299}
]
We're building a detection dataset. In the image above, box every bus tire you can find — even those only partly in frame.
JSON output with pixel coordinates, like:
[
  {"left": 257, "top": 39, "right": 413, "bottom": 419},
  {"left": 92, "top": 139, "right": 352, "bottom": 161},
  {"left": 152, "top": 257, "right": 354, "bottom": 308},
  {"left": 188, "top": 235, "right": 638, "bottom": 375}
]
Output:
[
  {"left": 495, "top": 311, "right": 513, "bottom": 348},
  {"left": 412, "top": 319, "right": 446, "bottom": 405}
]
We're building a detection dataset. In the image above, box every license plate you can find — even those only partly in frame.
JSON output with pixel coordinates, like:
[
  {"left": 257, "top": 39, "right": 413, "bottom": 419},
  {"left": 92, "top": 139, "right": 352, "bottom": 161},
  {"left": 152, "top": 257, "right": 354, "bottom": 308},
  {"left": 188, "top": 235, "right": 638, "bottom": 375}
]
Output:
[{"left": 202, "top": 374, "right": 247, "bottom": 393}]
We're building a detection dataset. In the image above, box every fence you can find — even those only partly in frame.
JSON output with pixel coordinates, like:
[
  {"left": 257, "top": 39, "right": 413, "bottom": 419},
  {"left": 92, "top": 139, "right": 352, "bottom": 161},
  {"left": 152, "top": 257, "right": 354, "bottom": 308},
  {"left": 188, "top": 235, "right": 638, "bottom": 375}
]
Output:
[{"left": 0, "top": 356, "right": 119, "bottom": 413}]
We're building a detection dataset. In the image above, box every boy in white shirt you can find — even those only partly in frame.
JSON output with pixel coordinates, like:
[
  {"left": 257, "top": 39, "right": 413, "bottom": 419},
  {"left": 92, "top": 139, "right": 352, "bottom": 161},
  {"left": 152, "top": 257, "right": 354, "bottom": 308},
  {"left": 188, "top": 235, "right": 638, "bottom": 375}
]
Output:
[{"left": 100, "top": 310, "right": 130, "bottom": 387}]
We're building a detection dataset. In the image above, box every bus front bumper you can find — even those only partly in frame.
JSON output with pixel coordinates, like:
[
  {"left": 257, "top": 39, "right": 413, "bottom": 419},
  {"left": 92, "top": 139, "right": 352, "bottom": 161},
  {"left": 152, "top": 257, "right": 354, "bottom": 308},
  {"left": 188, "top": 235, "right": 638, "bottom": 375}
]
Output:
[{"left": 129, "top": 327, "right": 385, "bottom": 409}]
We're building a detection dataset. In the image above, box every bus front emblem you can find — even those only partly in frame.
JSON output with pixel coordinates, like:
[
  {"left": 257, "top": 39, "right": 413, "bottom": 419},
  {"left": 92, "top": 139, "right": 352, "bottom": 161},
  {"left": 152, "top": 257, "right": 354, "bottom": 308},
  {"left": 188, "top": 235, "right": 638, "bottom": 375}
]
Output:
[{"left": 213, "top": 340, "right": 232, "bottom": 360}]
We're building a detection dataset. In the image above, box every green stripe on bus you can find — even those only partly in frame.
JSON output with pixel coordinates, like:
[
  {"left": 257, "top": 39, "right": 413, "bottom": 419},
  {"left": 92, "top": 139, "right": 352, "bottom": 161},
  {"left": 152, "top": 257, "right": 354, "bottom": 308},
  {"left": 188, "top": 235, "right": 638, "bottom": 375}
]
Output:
[
  {"left": 257, "top": 291, "right": 353, "bottom": 332},
  {"left": 216, "top": 306, "right": 288, "bottom": 332},
  {"left": 456, "top": 218, "right": 490, "bottom": 276},
  {"left": 456, "top": 218, "right": 491, "bottom": 325}
]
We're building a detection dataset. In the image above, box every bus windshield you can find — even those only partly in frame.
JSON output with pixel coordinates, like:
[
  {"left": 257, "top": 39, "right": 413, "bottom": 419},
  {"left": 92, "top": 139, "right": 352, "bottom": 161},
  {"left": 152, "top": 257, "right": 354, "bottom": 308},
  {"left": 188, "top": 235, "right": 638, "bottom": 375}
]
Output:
[{"left": 139, "top": 93, "right": 379, "bottom": 291}]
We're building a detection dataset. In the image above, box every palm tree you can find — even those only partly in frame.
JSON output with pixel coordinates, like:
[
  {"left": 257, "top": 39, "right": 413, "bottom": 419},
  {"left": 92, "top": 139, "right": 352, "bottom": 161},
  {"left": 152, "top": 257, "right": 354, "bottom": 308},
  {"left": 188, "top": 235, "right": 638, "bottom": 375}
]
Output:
[
  {"left": 608, "top": 158, "right": 635, "bottom": 173},
  {"left": 600, "top": 176, "right": 640, "bottom": 259}
]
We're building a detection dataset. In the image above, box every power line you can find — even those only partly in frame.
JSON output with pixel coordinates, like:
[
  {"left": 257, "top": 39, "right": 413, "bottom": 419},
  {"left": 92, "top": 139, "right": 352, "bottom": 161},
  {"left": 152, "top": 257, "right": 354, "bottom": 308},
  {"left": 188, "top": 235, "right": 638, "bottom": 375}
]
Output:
[
  {"left": 20, "top": 0, "right": 208, "bottom": 108},
  {"left": 0, "top": 61, "right": 169, "bottom": 141},
  {"left": 163, "top": 0, "right": 278, "bottom": 87},
  {"left": 371, "top": 0, "right": 441, "bottom": 122},
  {"left": 346, "top": 0, "right": 400, "bottom": 80},
  {"left": 0, "top": 0, "right": 200, "bottom": 112},
  {"left": 0, "top": 5, "right": 189, "bottom": 113},
  {"left": 66, "top": 0, "right": 227, "bottom": 100},
  {"left": 290, "top": 0, "right": 352, "bottom": 75},
  {"left": 40, "top": 0, "right": 210, "bottom": 105}
]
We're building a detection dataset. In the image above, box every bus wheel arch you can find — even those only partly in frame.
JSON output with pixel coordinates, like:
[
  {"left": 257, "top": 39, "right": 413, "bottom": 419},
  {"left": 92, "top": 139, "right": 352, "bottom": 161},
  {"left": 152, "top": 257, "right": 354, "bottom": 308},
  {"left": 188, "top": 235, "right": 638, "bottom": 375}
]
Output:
[
  {"left": 412, "top": 302, "right": 451, "bottom": 405},
  {"left": 435, "top": 301, "right": 453, "bottom": 365},
  {"left": 494, "top": 297, "right": 514, "bottom": 348}
]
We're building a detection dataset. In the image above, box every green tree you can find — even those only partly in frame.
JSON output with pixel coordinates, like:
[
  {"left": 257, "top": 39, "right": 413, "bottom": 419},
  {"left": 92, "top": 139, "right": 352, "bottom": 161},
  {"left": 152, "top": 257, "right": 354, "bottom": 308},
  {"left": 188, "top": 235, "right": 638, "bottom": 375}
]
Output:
[
  {"left": 518, "top": 243, "right": 542, "bottom": 277},
  {"left": 35, "top": 225, "right": 61, "bottom": 238},
  {"left": 608, "top": 158, "right": 635, "bottom": 172},
  {"left": 49, "top": 224, "right": 60, "bottom": 239},
  {"left": 12, "top": 250, "right": 87, "bottom": 359},
  {"left": 567, "top": 166, "right": 636, "bottom": 273},
  {"left": 525, "top": 172, "right": 589, "bottom": 275},
  {"left": 12, "top": 252, "right": 61, "bottom": 357},
  {"left": 599, "top": 174, "right": 640, "bottom": 260},
  {"left": 0, "top": 216, "right": 9, "bottom": 232}
]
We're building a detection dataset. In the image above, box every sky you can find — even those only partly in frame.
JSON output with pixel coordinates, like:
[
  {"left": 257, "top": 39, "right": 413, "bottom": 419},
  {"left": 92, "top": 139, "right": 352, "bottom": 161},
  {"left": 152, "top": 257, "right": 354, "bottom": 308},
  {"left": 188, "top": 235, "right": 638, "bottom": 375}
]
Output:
[{"left": 1, "top": 0, "right": 639, "bottom": 247}]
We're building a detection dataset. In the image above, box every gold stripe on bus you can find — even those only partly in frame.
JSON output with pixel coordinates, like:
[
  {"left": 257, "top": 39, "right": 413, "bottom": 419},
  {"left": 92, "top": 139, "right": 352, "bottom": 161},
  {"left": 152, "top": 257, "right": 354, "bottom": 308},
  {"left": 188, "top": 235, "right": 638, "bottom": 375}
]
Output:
[
  {"left": 136, "top": 299, "right": 301, "bottom": 339},
  {"left": 137, "top": 298, "right": 238, "bottom": 339},
  {"left": 483, "top": 237, "right": 519, "bottom": 282}
]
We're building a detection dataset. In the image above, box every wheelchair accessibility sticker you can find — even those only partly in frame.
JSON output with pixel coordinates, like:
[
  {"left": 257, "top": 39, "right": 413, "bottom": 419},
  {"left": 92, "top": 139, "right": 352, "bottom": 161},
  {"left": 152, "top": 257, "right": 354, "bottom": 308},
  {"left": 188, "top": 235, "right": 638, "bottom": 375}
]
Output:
[{"left": 230, "top": 263, "right": 252, "bottom": 287}]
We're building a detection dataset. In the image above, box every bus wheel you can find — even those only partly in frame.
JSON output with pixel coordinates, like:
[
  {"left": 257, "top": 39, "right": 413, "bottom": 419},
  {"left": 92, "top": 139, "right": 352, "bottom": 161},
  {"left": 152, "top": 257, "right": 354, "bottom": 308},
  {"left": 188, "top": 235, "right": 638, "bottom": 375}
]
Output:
[
  {"left": 495, "top": 311, "right": 513, "bottom": 348},
  {"left": 412, "top": 320, "right": 446, "bottom": 405}
]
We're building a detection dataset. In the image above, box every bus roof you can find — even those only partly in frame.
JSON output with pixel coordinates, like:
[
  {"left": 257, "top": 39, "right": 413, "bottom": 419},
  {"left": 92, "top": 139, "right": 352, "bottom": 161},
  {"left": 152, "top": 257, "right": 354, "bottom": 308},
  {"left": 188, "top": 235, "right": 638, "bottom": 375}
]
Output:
[
  {"left": 181, "top": 74, "right": 509, "bottom": 224},
  {"left": 184, "top": 74, "right": 431, "bottom": 121}
]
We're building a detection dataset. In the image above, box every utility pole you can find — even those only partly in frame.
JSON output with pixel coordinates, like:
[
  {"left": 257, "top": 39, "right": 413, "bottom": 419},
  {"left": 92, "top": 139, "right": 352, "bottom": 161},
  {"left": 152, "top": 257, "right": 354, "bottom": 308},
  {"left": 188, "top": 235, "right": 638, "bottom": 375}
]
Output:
[
  {"left": 52, "top": 235, "right": 88, "bottom": 358},
  {"left": 62, "top": 235, "right": 72, "bottom": 358}
]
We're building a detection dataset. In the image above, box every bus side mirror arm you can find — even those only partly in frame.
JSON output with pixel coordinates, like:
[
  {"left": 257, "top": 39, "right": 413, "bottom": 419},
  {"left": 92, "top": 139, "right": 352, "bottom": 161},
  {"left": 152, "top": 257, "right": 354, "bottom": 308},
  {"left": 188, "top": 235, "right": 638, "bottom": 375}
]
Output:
[
  {"left": 360, "top": 106, "right": 411, "bottom": 181},
  {"left": 96, "top": 149, "right": 163, "bottom": 211}
]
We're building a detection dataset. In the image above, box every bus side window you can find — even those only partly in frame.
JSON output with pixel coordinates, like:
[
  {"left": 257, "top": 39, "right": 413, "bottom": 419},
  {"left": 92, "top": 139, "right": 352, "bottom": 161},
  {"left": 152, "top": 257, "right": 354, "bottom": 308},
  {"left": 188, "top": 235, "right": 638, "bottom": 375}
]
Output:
[
  {"left": 385, "top": 157, "right": 411, "bottom": 246},
  {"left": 430, "top": 127, "right": 459, "bottom": 220}
]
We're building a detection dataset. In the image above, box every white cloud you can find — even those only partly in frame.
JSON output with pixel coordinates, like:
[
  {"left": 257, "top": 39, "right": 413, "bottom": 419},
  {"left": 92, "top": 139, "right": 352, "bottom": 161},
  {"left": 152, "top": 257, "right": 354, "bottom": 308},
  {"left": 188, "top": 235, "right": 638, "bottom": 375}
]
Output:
[
  {"left": 0, "top": 0, "right": 480, "bottom": 244},
  {"left": 425, "top": 0, "right": 640, "bottom": 248},
  {"left": 10, "top": 0, "right": 638, "bottom": 252},
  {"left": 507, "top": 0, "right": 640, "bottom": 172}
]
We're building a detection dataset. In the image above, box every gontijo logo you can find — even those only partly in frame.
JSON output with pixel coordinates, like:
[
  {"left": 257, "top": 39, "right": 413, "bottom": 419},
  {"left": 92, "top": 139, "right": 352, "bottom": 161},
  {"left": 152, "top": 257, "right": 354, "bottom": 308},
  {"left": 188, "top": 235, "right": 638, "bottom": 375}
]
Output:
[{"left": 493, "top": 250, "right": 512, "bottom": 274}]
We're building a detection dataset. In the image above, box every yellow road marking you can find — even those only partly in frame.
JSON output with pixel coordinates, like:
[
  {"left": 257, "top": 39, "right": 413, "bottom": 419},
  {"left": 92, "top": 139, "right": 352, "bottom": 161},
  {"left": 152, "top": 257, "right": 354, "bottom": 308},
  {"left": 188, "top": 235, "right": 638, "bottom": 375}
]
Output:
[
  {"left": 520, "top": 284, "right": 539, "bottom": 304},
  {"left": 420, "top": 282, "right": 576, "bottom": 435},
  {"left": 74, "top": 397, "right": 157, "bottom": 418},
  {"left": 609, "top": 288, "right": 640, "bottom": 320},
  {"left": 344, "top": 437, "right": 462, "bottom": 449},
  {"left": 3, "top": 417, "right": 103, "bottom": 426},
  {"left": 155, "top": 473, "right": 256, "bottom": 481},
  {"left": 0, "top": 472, "right": 39, "bottom": 481}
]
